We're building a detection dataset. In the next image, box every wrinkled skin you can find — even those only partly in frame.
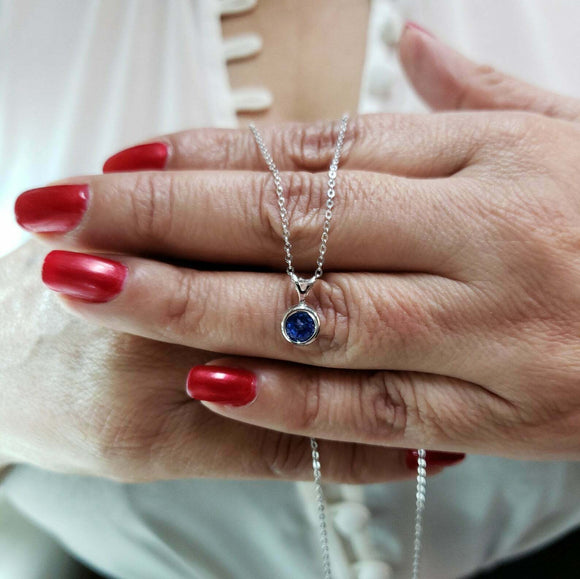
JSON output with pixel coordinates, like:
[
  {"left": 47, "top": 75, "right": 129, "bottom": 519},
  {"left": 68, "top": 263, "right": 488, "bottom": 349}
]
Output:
[{"left": 1, "top": 241, "right": 418, "bottom": 483}]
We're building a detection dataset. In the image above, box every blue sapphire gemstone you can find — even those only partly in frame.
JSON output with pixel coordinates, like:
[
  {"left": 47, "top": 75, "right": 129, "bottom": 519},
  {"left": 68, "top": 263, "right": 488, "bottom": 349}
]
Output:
[{"left": 284, "top": 309, "right": 318, "bottom": 344}]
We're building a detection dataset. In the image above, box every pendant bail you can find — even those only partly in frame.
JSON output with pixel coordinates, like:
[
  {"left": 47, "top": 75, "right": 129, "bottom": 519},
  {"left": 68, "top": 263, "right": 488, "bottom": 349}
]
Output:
[{"left": 290, "top": 273, "right": 317, "bottom": 303}]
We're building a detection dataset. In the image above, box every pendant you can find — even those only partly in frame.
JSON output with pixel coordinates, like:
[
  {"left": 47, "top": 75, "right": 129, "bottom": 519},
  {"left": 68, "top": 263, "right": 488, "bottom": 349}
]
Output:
[{"left": 281, "top": 274, "right": 320, "bottom": 345}]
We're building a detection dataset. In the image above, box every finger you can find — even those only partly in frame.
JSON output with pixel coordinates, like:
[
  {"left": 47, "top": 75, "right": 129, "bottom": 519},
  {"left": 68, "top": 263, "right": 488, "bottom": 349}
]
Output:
[
  {"left": 101, "top": 113, "right": 489, "bottom": 178},
  {"left": 95, "top": 340, "right": 448, "bottom": 484},
  {"left": 153, "top": 403, "right": 455, "bottom": 484},
  {"left": 43, "top": 251, "right": 479, "bottom": 382},
  {"left": 188, "top": 357, "right": 515, "bottom": 458},
  {"left": 18, "top": 170, "right": 479, "bottom": 278},
  {"left": 399, "top": 22, "right": 580, "bottom": 121}
]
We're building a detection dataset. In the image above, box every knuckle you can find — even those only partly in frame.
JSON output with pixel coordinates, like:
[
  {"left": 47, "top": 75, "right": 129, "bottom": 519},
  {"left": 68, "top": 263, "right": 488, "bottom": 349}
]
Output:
[
  {"left": 357, "top": 371, "right": 409, "bottom": 443},
  {"left": 286, "top": 172, "right": 330, "bottom": 249},
  {"left": 160, "top": 268, "right": 204, "bottom": 339},
  {"left": 473, "top": 64, "right": 504, "bottom": 87},
  {"left": 296, "top": 372, "right": 324, "bottom": 432},
  {"left": 130, "top": 173, "right": 175, "bottom": 245},
  {"left": 256, "top": 172, "right": 288, "bottom": 256},
  {"left": 284, "top": 117, "right": 359, "bottom": 171},
  {"left": 259, "top": 429, "right": 313, "bottom": 479},
  {"left": 459, "top": 66, "right": 531, "bottom": 114},
  {"left": 455, "top": 64, "right": 501, "bottom": 109},
  {"left": 358, "top": 372, "right": 492, "bottom": 449},
  {"left": 306, "top": 277, "right": 356, "bottom": 362},
  {"left": 536, "top": 97, "right": 571, "bottom": 120},
  {"left": 257, "top": 171, "right": 330, "bottom": 260}
]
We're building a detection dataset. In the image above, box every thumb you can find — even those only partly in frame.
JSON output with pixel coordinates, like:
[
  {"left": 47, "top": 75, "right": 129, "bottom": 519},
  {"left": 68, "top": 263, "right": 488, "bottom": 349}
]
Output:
[{"left": 398, "top": 21, "right": 580, "bottom": 121}]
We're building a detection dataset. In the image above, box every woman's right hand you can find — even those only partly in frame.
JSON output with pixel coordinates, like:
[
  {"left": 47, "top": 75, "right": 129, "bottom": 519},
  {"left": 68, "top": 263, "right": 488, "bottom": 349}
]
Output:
[{"left": 1, "top": 241, "right": 454, "bottom": 483}]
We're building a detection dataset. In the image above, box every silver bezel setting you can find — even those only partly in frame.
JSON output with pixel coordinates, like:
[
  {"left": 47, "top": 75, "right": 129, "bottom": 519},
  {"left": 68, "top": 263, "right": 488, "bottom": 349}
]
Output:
[{"left": 281, "top": 303, "right": 320, "bottom": 345}]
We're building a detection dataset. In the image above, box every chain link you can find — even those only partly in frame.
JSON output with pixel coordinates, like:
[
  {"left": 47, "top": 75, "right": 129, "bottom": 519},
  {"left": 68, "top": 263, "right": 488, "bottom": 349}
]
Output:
[
  {"left": 412, "top": 449, "right": 427, "bottom": 579},
  {"left": 310, "top": 437, "right": 333, "bottom": 579}
]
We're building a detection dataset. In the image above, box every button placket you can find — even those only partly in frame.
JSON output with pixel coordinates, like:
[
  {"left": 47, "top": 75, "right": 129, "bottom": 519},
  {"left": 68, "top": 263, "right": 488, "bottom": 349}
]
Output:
[{"left": 335, "top": 485, "right": 385, "bottom": 568}]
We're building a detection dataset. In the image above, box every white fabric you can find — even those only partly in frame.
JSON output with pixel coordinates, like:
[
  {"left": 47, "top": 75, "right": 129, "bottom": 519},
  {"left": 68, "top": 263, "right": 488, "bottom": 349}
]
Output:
[
  {"left": 0, "top": 0, "right": 236, "bottom": 256},
  {"left": 2, "top": 1, "right": 580, "bottom": 578}
]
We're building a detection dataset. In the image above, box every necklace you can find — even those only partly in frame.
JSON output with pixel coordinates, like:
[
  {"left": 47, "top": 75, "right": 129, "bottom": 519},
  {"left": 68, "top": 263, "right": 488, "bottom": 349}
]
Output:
[
  {"left": 249, "top": 116, "right": 426, "bottom": 578},
  {"left": 249, "top": 116, "right": 348, "bottom": 345}
]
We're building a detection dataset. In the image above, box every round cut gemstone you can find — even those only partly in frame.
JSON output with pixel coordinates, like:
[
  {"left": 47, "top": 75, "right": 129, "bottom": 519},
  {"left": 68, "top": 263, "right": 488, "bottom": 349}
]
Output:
[{"left": 284, "top": 310, "right": 317, "bottom": 344}]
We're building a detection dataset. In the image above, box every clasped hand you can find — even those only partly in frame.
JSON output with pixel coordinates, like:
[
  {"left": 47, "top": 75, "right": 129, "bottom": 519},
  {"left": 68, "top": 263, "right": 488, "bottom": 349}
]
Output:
[{"left": 3, "top": 27, "right": 580, "bottom": 483}]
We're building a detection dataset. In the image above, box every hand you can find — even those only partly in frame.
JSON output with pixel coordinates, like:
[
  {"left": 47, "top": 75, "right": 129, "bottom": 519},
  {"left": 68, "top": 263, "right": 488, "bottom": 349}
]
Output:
[
  {"left": 14, "top": 25, "right": 580, "bottom": 468},
  {"left": 0, "top": 241, "right": 435, "bottom": 483}
]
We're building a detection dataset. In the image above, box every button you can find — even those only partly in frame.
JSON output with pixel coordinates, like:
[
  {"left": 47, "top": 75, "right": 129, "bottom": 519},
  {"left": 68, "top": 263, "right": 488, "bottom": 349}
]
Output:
[
  {"left": 223, "top": 33, "right": 263, "bottom": 61},
  {"left": 218, "top": 0, "right": 258, "bottom": 16},
  {"left": 232, "top": 87, "right": 273, "bottom": 112},
  {"left": 330, "top": 501, "right": 371, "bottom": 538},
  {"left": 380, "top": 6, "right": 403, "bottom": 46},
  {"left": 351, "top": 560, "right": 394, "bottom": 579},
  {"left": 368, "top": 61, "right": 397, "bottom": 97}
]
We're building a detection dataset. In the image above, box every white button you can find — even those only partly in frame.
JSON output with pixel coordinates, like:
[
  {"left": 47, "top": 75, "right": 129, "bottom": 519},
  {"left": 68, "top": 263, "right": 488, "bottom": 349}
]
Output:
[
  {"left": 368, "top": 62, "right": 397, "bottom": 97},
  {"left": 218, "top": 0, "right": 258, "bottom": 16},
  {"left": 232, "top": 87, "right": 273, "bottom": 112},
  {"left": 330, "top": 501, "right": 371, "bottom": 538},
  {"left": 352, "top": 560, "right": 394, "bottom": 579},
  {"left": 380, "top": 7, "right": 403, "bottom": 46},
  {"left": 223, "top": 33, "right": 263, "bottom": 61}
]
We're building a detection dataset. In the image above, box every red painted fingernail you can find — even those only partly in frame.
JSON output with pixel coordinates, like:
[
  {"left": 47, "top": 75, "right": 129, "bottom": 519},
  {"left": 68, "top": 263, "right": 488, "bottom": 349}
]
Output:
[
  {"left": 15, "top": 184, "right": 89, "bottom": 233},
  {"left": 405, "top": 450, "right": 465, "bottom": 471},
  {"left": 42, "top": 251, "right": 127, "bottom": 303},
  {"left": 186, "top": 365, "right": 257, "bottom": 407},
  {"left": 103, "top": 142, "right": 168, "bottom": 173},
  {"left": 404, "top": 21, "right": 435, "bottom": 38}
]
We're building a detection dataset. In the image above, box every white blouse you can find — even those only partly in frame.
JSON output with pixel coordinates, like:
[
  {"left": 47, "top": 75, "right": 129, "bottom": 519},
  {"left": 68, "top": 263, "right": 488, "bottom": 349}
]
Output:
[{"left": 2, "top": 1, "right": 580, "bottom": 578}]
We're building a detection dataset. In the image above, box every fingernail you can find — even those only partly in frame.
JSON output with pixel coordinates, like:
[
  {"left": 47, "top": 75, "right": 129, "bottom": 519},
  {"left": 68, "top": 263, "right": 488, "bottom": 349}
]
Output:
[
  {"left": 103, "top": 142, "right": 168, "bottom": 173},
  {"left": 42, "top": 250, "right": 127, "bottom": 303},
  {"left": 186, "top": 365, "right": 257, "bottom": 407},
  {"left": 15, "top": 184, "right": 89, "bottom": 233},
  {"left": 405, "top": 450, "right": 465, "bottom": 471},
  {"left": 404, "top": 21, "right": 435, "bottom": 39}
]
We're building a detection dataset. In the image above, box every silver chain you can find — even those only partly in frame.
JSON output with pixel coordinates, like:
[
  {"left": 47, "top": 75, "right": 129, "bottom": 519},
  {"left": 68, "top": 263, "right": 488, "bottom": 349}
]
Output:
[
  {"left": 311, "top": 437, "right": 333, "bottom": 579},
  {"left": 249, "top": 116, "right": 426, "bottom": 579},
  {"left": 249, "top": 115, "right": 348, "bottom": 579},
  {"left": 249, "top": 114, "right": 349, "bottom": 280},
  {"left": 412, "top": 449, "right": 427, "bottom": 579}
]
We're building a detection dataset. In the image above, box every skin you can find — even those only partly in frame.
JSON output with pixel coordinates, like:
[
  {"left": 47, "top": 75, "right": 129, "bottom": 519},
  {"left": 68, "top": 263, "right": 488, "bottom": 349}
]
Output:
[
  {"left": 221, "top": 0, "right": 369, "bottom": 122},
  {"left": 3, "top": 27, "right": 580, "bottom": 484}
]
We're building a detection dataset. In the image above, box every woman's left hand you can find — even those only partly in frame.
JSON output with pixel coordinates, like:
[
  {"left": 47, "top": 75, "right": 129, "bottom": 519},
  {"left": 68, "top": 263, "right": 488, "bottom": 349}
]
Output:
[{"left": 16, "top": 26, "right": 580, "bottom": 461}]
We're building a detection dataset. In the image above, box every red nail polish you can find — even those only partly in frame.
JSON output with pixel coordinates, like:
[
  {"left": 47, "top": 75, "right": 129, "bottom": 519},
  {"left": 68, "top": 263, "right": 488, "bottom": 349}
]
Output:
[
  {"left": 15, "top": 184, "right": 89, "bottom": 233},
  {"left": 186, "top": 365, "right": 257, "bottom": 407},
  {"left": 405, "top": 450, "right": 465, "bottom": 471},
  {"left": 404, "top": 21, "right": 435, "bottom": 38},
  {"left": 103, "top": 142, "right": 168, "bottom": 173},
  {"left": 42, "top": 251, "right": 127, "bottom": 303}
]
